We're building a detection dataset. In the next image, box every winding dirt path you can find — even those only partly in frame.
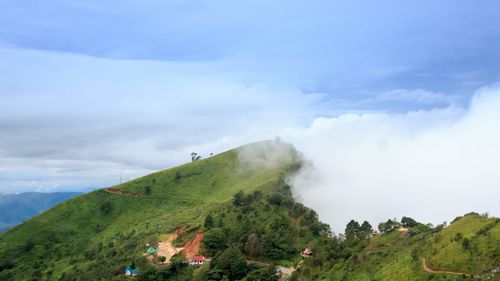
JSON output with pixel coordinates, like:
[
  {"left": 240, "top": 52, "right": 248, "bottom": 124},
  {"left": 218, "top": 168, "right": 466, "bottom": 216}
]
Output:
[{"left": 422, "top": 258, "right": 474, "bottom": 277}]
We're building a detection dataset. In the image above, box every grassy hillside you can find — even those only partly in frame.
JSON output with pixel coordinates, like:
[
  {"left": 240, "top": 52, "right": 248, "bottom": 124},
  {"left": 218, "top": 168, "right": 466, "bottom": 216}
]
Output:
[
  {"left": 293, "top": 213, "right": 500, "bottom": 281},
  {"left": 0, "top": 140, "right": 498, "bottom": 281},
  {"left": 0, "top": 140, "right": 307, "bottom": 281},
  {"left": 425, "top": 213, "right": 500, "bottom": 274}
]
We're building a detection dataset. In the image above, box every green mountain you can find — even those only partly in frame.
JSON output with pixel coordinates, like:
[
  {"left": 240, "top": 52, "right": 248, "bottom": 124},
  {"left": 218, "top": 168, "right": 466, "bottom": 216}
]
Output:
[
  {"left": 294, "top": 213, "right": 499, "bottom": 281},
  {"left": 0, "top": 140, "right": 498, "bottom": 281},
  {"left": 0, "top": 192, "right": 82, "bottom": 232},
  {"left": 0, "top": 140, "right": 315, "bottom": 281}
]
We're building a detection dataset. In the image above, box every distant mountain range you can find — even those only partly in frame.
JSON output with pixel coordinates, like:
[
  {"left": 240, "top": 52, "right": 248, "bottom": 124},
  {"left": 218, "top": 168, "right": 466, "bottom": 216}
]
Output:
[{"left": 0, "top": 192, "right": 82, "bottom": 232}]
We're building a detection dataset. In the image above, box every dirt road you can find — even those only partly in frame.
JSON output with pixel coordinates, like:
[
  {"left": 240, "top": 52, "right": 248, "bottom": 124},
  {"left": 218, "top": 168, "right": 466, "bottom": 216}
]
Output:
[
  {"left": 105, "top": 188, "right": 140, "bottom": 197},
  {"left": 422, "top": 258, "right": 474, "bottom": 277},
  {"left": 277, "top": 266, "right": 295, "bottom": 280}
]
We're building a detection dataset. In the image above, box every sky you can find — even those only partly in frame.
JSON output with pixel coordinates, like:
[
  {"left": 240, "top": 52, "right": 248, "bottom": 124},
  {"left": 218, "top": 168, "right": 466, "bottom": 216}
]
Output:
[{"left": 1, "top": 1, "right": 500, "bottom": 231}]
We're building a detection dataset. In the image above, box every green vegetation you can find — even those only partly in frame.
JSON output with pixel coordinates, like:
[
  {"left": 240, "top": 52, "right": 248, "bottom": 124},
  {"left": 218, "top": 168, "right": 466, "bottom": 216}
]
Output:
[
  {"left": 0, "top": 140, "right": 308, "bottom": 281},
  {"left": 0, "top": 140, "right": 498, "bottom": 281},
  {"left": 293, "top": 213, "right": 500, "bottom": 281},
  {"left": 424, "top": 213, "right": 500, "bottom": 274}
]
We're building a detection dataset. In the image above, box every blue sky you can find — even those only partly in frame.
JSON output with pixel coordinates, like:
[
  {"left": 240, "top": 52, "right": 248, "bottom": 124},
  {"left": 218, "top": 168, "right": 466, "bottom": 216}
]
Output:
[
  {"left": 2, "top": 1, "right": 499, "bottom": 100},
  {"left": 1, "top": 1, "right": 500, "bottom": 229}
]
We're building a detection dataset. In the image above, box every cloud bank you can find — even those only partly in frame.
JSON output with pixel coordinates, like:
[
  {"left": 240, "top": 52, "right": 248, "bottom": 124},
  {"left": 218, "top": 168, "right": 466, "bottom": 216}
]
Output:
[
  {"left": 0, "top": 46, "right": 498, "bottom": 235},
  {"left": 287, "top": 85, "right": 500, "bottom": 232}
]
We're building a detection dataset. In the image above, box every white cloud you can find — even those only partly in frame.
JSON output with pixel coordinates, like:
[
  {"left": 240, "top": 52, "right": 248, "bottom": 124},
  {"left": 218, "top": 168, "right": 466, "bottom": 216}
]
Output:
[
  {"left": 0, "top": 47, "right": 318, "bottom": 193},
  {"left": 377, "top": 89, "right": 459, "bottom": 104},
  {"left": 286, "top": 85, "right": 500, "bottom": 232},
  {"left": 1, "top": 47, "right": 499, "bottom": 234}
]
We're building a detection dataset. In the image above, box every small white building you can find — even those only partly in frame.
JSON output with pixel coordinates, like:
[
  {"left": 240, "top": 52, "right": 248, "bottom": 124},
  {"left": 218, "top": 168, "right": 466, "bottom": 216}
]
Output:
[
  {"left": 189, "top": 255, "right": 206, "bottom": 266},
  {"left": 301, "top": 248, "right": 313, "bottom": 257}
]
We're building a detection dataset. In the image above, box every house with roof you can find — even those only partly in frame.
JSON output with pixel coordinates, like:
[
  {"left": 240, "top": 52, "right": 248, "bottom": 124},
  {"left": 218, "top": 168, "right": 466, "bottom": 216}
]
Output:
[
  {"left": 146, "top": 247, "right": 156, "bottom": 255},
  {"left": 124, "top": 266, "right": 138, "bottom": 276},
  {"left": 189, "top": 255, "right": 206, "bottom": 266},
  {"left": 301, "top": 247, "right": 313, "bottom": 257}
]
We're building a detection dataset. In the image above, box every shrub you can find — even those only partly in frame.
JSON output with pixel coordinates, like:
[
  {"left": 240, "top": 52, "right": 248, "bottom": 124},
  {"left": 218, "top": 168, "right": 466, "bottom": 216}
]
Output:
[
  {"left": 211, "top": 247, "right": 248, "bottom": 280},
  {"left": 462, "top": 238, "right": 471, "bottom": 250},
  {"left": 204, "top": 214, "right": 214, "bottom": 229},
  {"left": 175, "top": 171, "right": 181, "bottom": 181},
  {"left": 232, "top": 191, "right": 246, "bottom": 206},
  {"left": 100, "top": 201, "right": 113, "bottom": 215}
]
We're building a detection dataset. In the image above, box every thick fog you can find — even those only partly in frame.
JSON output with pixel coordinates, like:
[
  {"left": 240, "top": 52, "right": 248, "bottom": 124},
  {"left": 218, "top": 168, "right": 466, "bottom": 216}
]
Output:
[{"left": 286, "top": 86, "right": 500, "bottom": 232}]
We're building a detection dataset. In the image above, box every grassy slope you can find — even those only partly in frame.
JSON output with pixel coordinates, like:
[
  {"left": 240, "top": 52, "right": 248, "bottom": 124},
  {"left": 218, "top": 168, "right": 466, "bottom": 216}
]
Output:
[
  {"left": 314, "top": 214, "right": 499, "bottom": 281},
  {"left": 425, "top": 213, "right": 500, "bottom": 273},
  {"left": 0, "top": 141, "right": 296, "bottom": 281}
]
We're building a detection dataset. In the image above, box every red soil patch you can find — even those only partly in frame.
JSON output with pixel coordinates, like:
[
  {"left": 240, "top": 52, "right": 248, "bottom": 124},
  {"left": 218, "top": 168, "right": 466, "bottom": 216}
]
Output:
[
  {"left": 105, "top": 188, "right": 140, "bottom": 197},
  {"left": 183, "top": 232, "right": 204, "bottom": 260}
]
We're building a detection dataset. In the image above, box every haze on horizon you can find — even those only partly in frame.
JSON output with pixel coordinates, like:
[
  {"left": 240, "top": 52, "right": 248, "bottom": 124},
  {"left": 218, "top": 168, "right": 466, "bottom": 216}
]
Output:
[{"left": 1, "top": 1, "right": 500, "bottom": 231}]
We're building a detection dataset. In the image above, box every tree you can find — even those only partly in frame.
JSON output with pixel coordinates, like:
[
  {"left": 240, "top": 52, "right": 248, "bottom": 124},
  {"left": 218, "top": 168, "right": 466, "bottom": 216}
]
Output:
[
  {"left": 261, "top": 217, "right": 293, "bottom": 259},
  {"left": 159, "top": 256, "right": 166, "bottom": 263},
  {"left": 360, "top": 221, "right": 373, "bottom": 239},
  {"left": 378, "top": 219, "right": 400, "bottom": 233},
  {"left": 232, "top": 191, "right": 245, "bottom": 206},
  {"left": 204, "top": 214, "right": 214, "bottom": 229},
  {"left": 175, "top": 171, "right": 181, "bottom": 181},
  {"left": 311, "top": 222, "right": 331, "bottom": 236},
  {"left": 212, "top": 246, "right": 248, "bottom": 280},
  {"left": 401, "top": 216, "right": 418, "bottom": 228},
  {"left": 202, "top": 228, "right": 227, "bottom": 255},
  {"left": 244, "top": 233, "right": 262, "bottom": 257},
  {"left": 345, "top": 220, "right": 360, "bottom": 241},
  {"left": 100, "top": 201, "right": 113, "bottom": 215},
  {"left": 246, "top": 267, "right": 278, "bottom": 281}
]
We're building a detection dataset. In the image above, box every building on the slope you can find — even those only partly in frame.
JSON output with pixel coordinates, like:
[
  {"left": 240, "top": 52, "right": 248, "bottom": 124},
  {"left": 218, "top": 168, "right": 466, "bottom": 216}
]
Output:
[
  {"left": 147, "top": 247, "right": 156, "bottom": 255},
  {"left": 124, "top": 267, "right": 138, "bottom": 276},
  {"left": 301, "top": 248, "right": 313, "bottom": 257},
  {"left": 189, "top": 255, "right": 206, "bottom": 266}
]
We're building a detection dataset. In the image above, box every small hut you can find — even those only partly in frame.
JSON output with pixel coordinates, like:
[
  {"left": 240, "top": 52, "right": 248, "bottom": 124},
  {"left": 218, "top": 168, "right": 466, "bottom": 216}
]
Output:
[
  {"left": 189, "top": 255, "right": 206, "bottom": 266},
  {"left": 146, "top": 247, "right": 156, "bottom": 255},
  {"left": 124, "top": 266, "right": 138, "bottom": 276},
  {"left": 301, "top": 248, "right": 313, "bottom": 257}
]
